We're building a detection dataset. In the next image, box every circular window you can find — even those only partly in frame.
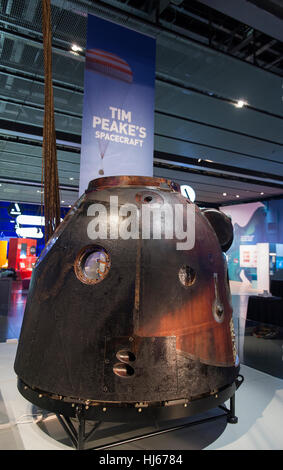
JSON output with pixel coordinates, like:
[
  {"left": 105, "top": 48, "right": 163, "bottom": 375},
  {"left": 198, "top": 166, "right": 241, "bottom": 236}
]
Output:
[
  {"left": 74, "top": 246, "right": 110, "bottom": 284},
  {"left": 178, "top": 265, "right": 196, "bottom": 287}
]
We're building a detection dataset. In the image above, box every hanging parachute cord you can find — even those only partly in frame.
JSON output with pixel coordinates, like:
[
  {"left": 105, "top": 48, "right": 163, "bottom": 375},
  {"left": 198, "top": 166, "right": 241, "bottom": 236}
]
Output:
[
  {"left": 40, "top": 138, "right": 44, "bottom": 227},
  {"left": 42, "top": 0, "right": 61, "bottom": 244}
]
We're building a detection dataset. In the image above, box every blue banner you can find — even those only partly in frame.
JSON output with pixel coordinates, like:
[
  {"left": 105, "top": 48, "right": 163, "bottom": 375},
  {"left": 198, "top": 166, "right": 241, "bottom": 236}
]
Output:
[{"left": 79, "top": 15, "right": 156, "bottom": 193}]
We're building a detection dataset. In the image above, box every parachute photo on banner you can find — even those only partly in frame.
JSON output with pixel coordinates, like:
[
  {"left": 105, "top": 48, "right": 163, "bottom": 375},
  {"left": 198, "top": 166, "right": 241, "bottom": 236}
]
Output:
[
  {"left": 79, "top": 15, "right": 156, "bottom": 194},
  {"left": 86, "top": 48, "right": 133, "bottom": 176}
]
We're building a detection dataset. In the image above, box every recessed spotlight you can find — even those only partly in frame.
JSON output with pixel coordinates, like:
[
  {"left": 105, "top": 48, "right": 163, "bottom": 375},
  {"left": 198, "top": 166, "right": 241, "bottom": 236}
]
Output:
[
  {"left": 236, "top": 195, "right": 240, "bottom": 198},
  {"left": 223, "top": 192, "right": 227, "bottom": 196},
  {"left": 69, "top": 177, "right": 74, "bottom": 181},
  {"left": 61, "top": 200, "right": 65, "bottom": 204},
  {"left": 68, "top": 205, "right": 72, "bottom": 208},
  {"left": 234, "top": 99, "right": 248, "bottom": 108},
  {"left": 71, "top": 44, "right": 82, "bottom": 52},
  {"left": 260, "top": 192, "right": 264, "bottom": 195}
]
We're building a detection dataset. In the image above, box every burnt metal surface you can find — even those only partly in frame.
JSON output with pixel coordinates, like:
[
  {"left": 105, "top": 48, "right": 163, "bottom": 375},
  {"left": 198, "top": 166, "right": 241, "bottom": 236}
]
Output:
[
  {"left": 103, "top": 336, "right": 177, "bottom": 401},
  {"left": 14, "top": 175, "right": 239, "bottom": 407}
]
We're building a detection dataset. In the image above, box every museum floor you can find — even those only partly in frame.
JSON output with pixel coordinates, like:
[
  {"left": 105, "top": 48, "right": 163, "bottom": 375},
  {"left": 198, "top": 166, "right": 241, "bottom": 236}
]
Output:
[{"left": 0, "top": 282, "right": 283, "bottom": 450}]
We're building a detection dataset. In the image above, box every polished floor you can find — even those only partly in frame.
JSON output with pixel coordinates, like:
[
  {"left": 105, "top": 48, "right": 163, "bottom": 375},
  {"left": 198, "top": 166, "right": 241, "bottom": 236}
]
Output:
[
  {"left": 0, "top": 281, "right": 283, "bottom": 450},
  {"left": 0, "top": 281, "right": 27, "bottom": 343}
]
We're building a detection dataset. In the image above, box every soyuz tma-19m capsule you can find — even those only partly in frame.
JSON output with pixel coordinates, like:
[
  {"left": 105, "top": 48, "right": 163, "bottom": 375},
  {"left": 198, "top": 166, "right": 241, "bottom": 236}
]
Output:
[{"left": 14, "top": 175, "right": 241, "bottom": 422}]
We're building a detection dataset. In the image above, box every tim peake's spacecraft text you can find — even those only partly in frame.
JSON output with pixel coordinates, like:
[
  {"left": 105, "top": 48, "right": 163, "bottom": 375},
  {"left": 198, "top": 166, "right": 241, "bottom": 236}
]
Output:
[{"left": 93, "top": 107, "right": 147, "bottom": 148}]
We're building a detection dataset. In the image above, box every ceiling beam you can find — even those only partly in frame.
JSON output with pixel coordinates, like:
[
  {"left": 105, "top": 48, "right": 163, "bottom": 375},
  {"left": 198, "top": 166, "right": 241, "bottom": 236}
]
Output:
[
  {"left": 0, "top": 65, "right": 84, "bottom": 94},
  {"left": 0, "top": 25, "right": 85, "bottom": 61},
  {"left": 154, "top": 150, "right": 283, "bottom": 187},
  {"left": 245, "top": 38, "right": 277, "bottom": 61},
  {"left": 264, "top": 54, "right": 283, "bottom": 69},
  {"left": 197, "top": 0, "right": 283, "bottom": 42},
  {"left": 229, "top": 30, "right": 255, "bottom": 53},
  {"left": 75, "top": 0, "right": 283, "bottom": 77}
]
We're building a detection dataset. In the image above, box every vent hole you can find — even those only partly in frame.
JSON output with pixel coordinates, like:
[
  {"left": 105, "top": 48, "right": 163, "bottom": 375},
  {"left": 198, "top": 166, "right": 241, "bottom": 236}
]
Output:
[
  {"left": 113, "top": 363, "right": 135, "bottom": 378},
  {"left": 116, "top": 350, "right": 136, "bottom": 363}
]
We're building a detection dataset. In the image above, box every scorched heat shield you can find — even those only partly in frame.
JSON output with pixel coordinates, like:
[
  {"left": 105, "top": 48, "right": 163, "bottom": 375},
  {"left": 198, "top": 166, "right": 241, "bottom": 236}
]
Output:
[{"left": 14, "top": 176, "right": 239, "bottom": 408}]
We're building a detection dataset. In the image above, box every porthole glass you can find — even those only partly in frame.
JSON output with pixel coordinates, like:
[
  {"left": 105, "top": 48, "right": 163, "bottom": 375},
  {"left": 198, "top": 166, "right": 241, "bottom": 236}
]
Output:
[
  {"left": 178, "top": 265, "right": 196, "bottom": 287},
  {"left": 75, "top": 246, "right": 110, "bottom": 284},
  {"left": 83, "top": 250, "right": 108, "bottom": 280}
]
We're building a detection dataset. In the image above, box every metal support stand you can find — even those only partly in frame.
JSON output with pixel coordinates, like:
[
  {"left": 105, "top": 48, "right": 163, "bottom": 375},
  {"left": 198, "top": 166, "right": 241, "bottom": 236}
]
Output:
[
  {"left": 227, "top": 393, "right": 238, "bottom": 424},
  {"left": 18, "top": 374, "right": 244, "bottom": 450},
  {"left": 55, "top": 379, "right": 243, "bottom": 450},
  {"left": 56, "top": 409, "right": 103, "bottom": 450}
]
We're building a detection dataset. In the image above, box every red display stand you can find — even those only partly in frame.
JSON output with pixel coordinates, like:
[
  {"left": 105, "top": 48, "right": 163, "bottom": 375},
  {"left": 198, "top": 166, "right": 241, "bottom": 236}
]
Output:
[{"left": 8, "top": 238, "right": 37, "bottom": 280}]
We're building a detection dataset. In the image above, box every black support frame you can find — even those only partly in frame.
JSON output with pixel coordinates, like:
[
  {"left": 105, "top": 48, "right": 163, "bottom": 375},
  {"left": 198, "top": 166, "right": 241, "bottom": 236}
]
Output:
[
  {"left": 56, "top": 393, "right": 239, "bottom": 450},
  {"left": 18, "top": 375, "right": 244, "bottom": 450}
]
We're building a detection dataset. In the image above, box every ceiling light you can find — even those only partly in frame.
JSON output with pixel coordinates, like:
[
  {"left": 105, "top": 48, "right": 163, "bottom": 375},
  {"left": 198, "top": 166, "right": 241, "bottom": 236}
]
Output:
[
  {"left": 71, "top": 44, "right": 82, "bottom": 52},
  {"left": 260, "top": 192, "right": 264, "bottom": 195},
  {"left": 223, "top": 192, "right": 227, "bottom": 196},
  {"left": 234, "top": 99, "right": 247, "bottom": 108},
  {"left": 69, "top": 177, "right": 74, "bottom": 180},
  {"left": 197, "top": 158, "right": 202, "bottom": 163},
  {"left": 236, "top": 195, "right": 240, "bottom": 198},
  {"left": 61, "top": 200, "right": 65, "bottom": 204}
]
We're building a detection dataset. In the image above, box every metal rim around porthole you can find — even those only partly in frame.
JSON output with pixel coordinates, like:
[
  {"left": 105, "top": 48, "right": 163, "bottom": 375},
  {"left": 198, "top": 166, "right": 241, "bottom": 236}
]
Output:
[
  {"left": 74, "top": 245, "right": 111, "bottom": 285},
  {"left": 135, "top": 191, "right": 164, "bottom": 205}
]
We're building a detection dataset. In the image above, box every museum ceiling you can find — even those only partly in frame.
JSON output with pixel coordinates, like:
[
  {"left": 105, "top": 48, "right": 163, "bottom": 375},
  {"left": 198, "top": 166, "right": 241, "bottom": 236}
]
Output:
[{"left": 0, "top": 0, "right": 282, "bottom": 207}]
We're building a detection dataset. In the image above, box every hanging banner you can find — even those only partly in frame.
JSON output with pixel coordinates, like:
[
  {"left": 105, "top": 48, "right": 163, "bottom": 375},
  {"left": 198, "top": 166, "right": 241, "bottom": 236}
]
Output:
[{"left": 79, "top": 15, "right": 156, "bottom": 194}]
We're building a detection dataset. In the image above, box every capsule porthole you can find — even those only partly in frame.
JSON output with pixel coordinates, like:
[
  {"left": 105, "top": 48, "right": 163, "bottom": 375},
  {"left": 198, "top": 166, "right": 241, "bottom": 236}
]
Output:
[
  {"left": 178, "top": 265, "right": 196, "bottom": 287},
  {"left": 74, "top": 245, "right": 110, "bottom": 285}
]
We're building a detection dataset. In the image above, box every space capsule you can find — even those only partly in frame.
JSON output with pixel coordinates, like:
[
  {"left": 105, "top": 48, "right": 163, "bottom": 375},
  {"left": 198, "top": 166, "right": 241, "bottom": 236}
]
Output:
[{"left": 14, "top": 176, "right": 239, "bottom": 414}]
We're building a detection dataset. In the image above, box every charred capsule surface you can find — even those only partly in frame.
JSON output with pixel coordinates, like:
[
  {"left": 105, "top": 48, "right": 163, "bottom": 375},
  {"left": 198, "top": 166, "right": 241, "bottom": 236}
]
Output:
[{"left": 14, "top": 176, "right": 239, "bottom": 407}]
